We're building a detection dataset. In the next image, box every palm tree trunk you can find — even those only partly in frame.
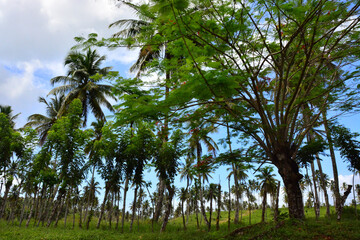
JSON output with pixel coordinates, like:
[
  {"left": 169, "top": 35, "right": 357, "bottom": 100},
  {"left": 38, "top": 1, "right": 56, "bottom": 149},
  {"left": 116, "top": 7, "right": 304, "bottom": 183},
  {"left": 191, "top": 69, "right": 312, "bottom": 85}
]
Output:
[
  {"left": 26, "top": 188, "right": 38, "bottom": 227},
  {"left": 160, "top": 184, "right": 174, "bottom": 233},
  {"left": 208, "top": 195, "right": 213, "bottom": 232},
  {"left": 353, "top": 172, "right": 357, "bottom": 218},
  {"left": 19, "top": 192, "right": 28, "bottom": 227},
  {"left": 274, "top": 181, "right": 281, "bottom": 222},
  {"left": 323, "top": 111, "right": 342, "bottom": 220},
  {"left": 84, "top": 166, "right": 96, "bottom": 223},
  {"left": 64, "top": 190, "right": 70, "bottom": 228},
  {"left": 248, "top": 203, "right": 251, "bottom": 225},
  {"left": 97, "top": 185, "right": 109, "bottom": 229},
  {"left": 0, "top": 180, "right": 11, "bottom": 219},
  {"left": 181, "top": 198, "right": 186, "bottom": 231},
  {"left": 130, "top": 185, "right": 138, "bottom": 232},
  {"left": 54, "top": 196, "right": 65, "bottom": 228},
  {"left": 154, "top": 178, "right": 165, "bottom": 222},
  {"left": 316, "top": 154, "right": 330, "bottom": 217},
  {"left": 199, "top": 181, "right": 210, "bottom": 227},
  {"left": 310, "top": 161, "right": 320, "bottom": 219},
  {"left": 47, "top": 188, "right": 64, "bottom": 227},
  {"left": 121, "top": 177, "right": 129, "bottom": 233},
  {"left": 228, "top": 178, "right": 231, "bottom": 231},
  {"left": 261, "top": 190, "right": 267, "bottom": 222},
  {"left": 216, "top": 184, "right": 221, "bottom": 231}
]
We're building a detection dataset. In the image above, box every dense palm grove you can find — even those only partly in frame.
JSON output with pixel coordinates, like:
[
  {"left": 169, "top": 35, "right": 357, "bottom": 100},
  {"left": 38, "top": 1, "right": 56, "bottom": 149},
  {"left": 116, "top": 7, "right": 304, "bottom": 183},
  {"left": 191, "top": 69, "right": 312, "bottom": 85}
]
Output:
[{"left": 1, "top": 0, "right": 360, "bottom": 234}]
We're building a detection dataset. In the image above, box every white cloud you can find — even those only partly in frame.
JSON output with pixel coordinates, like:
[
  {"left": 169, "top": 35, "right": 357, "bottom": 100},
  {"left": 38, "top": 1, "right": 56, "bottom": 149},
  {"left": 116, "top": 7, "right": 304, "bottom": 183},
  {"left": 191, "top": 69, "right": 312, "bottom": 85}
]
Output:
[{"left": 0, "top": 0, "right": 138, "bottom": 127}]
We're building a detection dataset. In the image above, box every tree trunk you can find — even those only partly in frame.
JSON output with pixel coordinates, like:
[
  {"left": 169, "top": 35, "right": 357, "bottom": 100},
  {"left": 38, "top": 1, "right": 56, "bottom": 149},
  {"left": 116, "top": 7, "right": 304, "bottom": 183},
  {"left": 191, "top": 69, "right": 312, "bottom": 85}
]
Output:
[
  {"left": 19, "top": 192, "right": 28, "bottom": 227},
  {"left": 208, "top": 194, "right": 213, "bottom": 232},
  {"left": 153, "top": 178, "right": 165, "bottom": 222},
  {"left": 84, "top": 166, "right": 96, "bottom": 224},
  {"left": 323, "top": 111, "right": 342, "bottom": 220},
  {"left": 26, "top": 189, "right": 38, "bottom": 227},
  {"left": 0, "top": 179, "right": 12, "bottom": 219},
  {"left": 316, "top": 154, "right": 330, "bottom": 217},
  {"left": 97, "top": 186, "right": 109, "bottom": 229},
  {"left": 338, "top": 185, "right": 353, "bottom": 219},
  {"left": 275, "top": 153, "right": 305, "bottom": 219},
  {"left": 47, "top": 188, "right": 64, "bottom": 227},
  {"left": 353, "top": 172, "right": 357, "bottom": 218},
  {"left": 228, "top": 178, "right": 231, "bottom": 231},
  {"left": 261, "top": 190, "right": 267, "bottom": 222},
  {"left": 310, "top": 161, "right": 320, "bottom": 219},
  {"left": 160, "top": 184, "right": 174, "bottom": 233},
  {"left": 130, "top": 185, "right": 138, "bottom": 232},
  {"left": 274, "top": 181, "right": 280, "bottom": 222},
  {"left": 181, "top": 199, "right": 186, "bottom": 231},
  {"left": 121, "top": 176, "right": 129, "bottom": 233},
  {"left": 216, "top": 184, "right": 221, "bottom": 231},
  {"left": 199, "top": 181, "right": 210, "bottom": 227}
]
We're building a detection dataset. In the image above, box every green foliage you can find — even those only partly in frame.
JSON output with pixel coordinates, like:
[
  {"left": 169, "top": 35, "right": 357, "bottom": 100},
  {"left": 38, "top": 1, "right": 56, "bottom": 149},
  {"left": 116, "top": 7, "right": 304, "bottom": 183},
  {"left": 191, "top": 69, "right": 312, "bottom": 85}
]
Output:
[
  {"left": 296, "top": 139, "right": 327, "bottom": 167},
  {"left": 330, "top": 123, "right": 360, "bottom": 171}
]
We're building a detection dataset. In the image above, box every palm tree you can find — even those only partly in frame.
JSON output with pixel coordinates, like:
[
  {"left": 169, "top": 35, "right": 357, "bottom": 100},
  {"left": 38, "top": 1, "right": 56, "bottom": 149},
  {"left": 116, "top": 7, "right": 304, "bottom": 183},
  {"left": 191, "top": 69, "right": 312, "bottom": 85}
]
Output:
[
  {"left": 49, "top": 48, "right": 114, "bottom": 126},
  {"left": 25, "top": 94, "right": 64, "bottom": 145},
  {"left": 255, "top": 166, "right": 277, "bottom": 222},
  {"left": 178, "top": 187, "right": 188, "bottom": 230},
  {"left": 227, "top": 162, "right": 248, "bottom": 224},
  {"left": 0, "top": 105, "right": 20, "bottom": 128},
  {"left": 109, "top": 1, "right": 161, "bottom": 78}
]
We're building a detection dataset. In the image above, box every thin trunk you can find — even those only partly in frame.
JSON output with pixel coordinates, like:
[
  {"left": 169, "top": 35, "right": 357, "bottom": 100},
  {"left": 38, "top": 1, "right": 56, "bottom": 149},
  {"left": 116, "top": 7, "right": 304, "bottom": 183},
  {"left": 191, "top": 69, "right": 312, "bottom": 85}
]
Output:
[
  {"left": 54, "top": 196, "right": 65, "bottom": 228},
  {"left": 208, "top": 194, "right": 213, "bottom": 232},
  {"left": 228, "top": 178, "right": 231, "bottom": 231},
  {"left": 96, "top": 185, "right": 109, "bottom": 229},
  {"left": 153, "top": 178, "right": 165, "bottom": 222},
  {"left": 261, "top": 190, "right": 267, "bottom": 222},
  {"left": 353, "top": 172, "right": 357, "bottom": 218},
  {"left": 84, "top": 166, "right": 96, "bottom": 223},
  {"left": 310, "top": 161, "right": 320, "bottom": 219},
  {"left": 64, "top": 190, "right": 70, "bottom": 228},
  {"left": 26, "top": 189, "right": 38, "bottom": 227},
  {"left": 129, "top": 185, "right": 138, "bottom": 232},
  {"left": 115, "top": 191, "right": 121, "bottom": 230},
  {"left": 0, "top": 180, "right": 11, "bottom": 219},
  {"left": 78, "top": 200, "right": 83, "bottom": 228},
  {"left": 195, "top": 194, "right": 200, "bottom": 229},
  {"left": 316, "top": 154, "right": 330, "bottom": 217},
  {"left": 47, "top": 188, "right": 64, "bottom": 227},
  {"left": 248, "top": 202, "right": 251, "bottom": 225},
  {"left": 19, "top": 192, "right": 28, "bottom": 227},
  {"left": 323, "top": 111, "right": 342, "bottom": 220},
  {"left": 216, "top": 184, "right": 221, "bottom": 231},
  {"left": 274, "top": 181, "right": 280, "bottom": 222},
  {"left": 121, "top": 177, "right": 129, "bottom": 233},
  {"left": 181, "top": 198, "right": 186, "bottom": 231},
  {"left": 199, "top": 181, "right": 210, "bottom": 227},
  {"left": 160, "top": 184, "right": 174, "bottom": 233},
  {"left": 72, "top": 197, "right": 76, "bottom": 229}
]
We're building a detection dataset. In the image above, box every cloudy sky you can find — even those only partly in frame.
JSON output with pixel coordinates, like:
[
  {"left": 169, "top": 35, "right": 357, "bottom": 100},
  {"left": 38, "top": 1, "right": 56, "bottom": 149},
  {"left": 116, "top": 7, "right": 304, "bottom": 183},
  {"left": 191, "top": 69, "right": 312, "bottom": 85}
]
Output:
[{"left": 0, "top": 0, "right": 138, "bottom": 127}]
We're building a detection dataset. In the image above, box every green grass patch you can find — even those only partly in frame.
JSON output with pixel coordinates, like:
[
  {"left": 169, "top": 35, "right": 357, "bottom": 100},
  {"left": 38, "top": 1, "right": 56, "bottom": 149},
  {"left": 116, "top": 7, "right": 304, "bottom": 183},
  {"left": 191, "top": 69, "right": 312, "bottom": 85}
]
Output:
[{"left": 1, "top": 207, "right": 360, "bottom": 239}]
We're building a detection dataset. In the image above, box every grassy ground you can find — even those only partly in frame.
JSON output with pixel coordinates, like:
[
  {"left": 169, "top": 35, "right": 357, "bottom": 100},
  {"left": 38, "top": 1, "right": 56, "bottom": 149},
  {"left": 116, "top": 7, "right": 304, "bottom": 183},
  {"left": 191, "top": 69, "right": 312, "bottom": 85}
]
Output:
[{"left": 1, "top": 206, "right": 359, "bottom": 239}]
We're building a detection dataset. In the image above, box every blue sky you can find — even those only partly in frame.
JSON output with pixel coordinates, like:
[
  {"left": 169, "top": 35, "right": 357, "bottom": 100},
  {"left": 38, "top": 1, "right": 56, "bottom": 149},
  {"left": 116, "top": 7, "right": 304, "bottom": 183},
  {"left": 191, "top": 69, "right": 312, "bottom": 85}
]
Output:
[{"left": 0, "top": 0, "right": 359, "bottom": 209}]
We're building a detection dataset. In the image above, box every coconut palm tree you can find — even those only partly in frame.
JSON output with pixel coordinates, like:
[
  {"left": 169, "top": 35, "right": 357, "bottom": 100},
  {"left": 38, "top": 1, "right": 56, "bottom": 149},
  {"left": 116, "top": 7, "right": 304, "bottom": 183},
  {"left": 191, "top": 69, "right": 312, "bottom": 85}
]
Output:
[
  {"left": 255, "top": 166, "right": 277, "bottom": 222},
  {"left": 0, "top": 105, "right": 20, "bottom": 128},
  {"left": 177, "top": 187, "right": 188, "bottom": 230},
  {"left": 25, "top": 94, "right": 64, "bottom": 145},
  {"left": 49, "top": 48, "right": 114, "bottom": 126}
]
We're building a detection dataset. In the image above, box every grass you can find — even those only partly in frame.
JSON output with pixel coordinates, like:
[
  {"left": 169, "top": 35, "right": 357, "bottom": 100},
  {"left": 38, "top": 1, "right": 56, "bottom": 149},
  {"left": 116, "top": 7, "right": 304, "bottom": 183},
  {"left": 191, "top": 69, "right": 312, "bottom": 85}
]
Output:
[{"left": 1, "top": 206, "right": 360, "bottom": 239}]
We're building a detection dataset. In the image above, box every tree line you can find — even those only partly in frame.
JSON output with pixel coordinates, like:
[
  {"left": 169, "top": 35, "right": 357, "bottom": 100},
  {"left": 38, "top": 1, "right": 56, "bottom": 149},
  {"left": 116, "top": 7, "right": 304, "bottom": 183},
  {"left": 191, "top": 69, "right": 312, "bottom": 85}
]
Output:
[{"left": 1, "top": 0, "right": 360, "bottom": 233}]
